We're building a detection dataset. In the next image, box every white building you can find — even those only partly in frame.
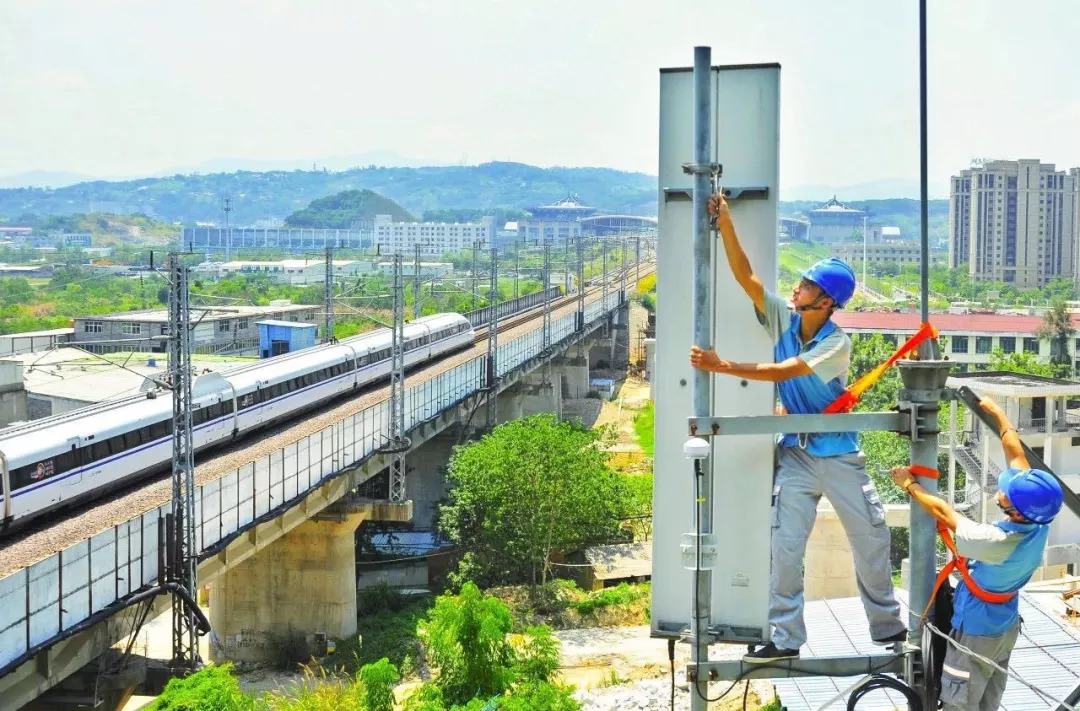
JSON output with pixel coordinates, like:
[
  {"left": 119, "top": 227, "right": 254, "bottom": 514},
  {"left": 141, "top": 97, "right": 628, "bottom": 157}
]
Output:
[
  {"left": 193, "top": 259, "right": 453, "bottom": 284},
  {"left": 949, "top": 160, "right": 1078, "bottom": 287},
  {"left": 373, "top": 215, "right": 496, "bottom": 257},
  {"left": 945, "top": 371, "right": 1080, "bottom": 575}
]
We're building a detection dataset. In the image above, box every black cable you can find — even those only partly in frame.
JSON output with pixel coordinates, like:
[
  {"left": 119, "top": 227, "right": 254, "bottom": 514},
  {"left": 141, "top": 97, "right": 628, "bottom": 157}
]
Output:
[
  {"left": 742, "top": 678, "right": 751, "bottom": 711},
  {"left": 668, "top": 638, "right": 676, "bottom": 711},
  {"left": 847, "top": 674, "right": 922, "bottom": 711}
]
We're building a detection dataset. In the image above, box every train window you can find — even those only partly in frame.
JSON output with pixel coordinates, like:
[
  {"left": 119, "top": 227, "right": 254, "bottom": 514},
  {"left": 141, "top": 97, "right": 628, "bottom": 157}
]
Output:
[{"left": 151, "top": 421, "right": 169, "bottom": 439}]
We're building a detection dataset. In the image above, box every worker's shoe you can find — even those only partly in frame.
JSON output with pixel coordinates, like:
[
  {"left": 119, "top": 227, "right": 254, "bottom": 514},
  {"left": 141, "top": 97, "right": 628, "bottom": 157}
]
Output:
[
  {"left": 873, "top": 630, "right": 908, "bottom": 645},
  {"left": 743, "top": 642, "right": 799, "bottom": 663}
]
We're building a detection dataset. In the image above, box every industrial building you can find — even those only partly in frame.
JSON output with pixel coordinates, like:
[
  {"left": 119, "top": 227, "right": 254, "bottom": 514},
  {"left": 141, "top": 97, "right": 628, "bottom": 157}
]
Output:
[
  {"left": 72, "top": 302, "right": 317, "bottom": 355},
  {"left": 830, "top": 240, "right": 947, "bottom": 266}
]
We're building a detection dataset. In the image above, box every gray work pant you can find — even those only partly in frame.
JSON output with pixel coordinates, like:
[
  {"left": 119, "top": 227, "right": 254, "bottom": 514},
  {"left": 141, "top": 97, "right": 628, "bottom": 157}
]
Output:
[
  {"left": 940, "top": 625, "right": 1019, "bottom": 711},
  {"left": 770, "top": 446, "right": 905, "bottom": 650}
]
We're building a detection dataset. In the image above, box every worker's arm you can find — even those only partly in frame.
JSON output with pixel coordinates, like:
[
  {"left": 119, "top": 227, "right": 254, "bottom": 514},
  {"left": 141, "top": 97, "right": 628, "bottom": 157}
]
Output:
[
  {"left": 690, "top": 349, "right": 811, "bottom": 382},
  {"left": 977, "top": 397, "right": 1030, "bottom": 470},
  {"left": 891, "top": 467, "right": 962, "bottom": 530},
  {"left": 710, "top": 194, "right": 765, "bottom": 314}
]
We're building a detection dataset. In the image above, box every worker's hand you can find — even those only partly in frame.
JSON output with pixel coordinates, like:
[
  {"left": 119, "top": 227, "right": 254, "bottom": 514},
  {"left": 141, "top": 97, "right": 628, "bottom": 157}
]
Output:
[
  {"left": 890, "top": 466, "right": 915, "bottom": 492},
  {"left": 977, "top": 397, "right": 1004, "bottom": 417},
  {"left": 689, "top": 346, "right": 729, "bottom": 373},
  {"left": 707, "top": 193, "right": 732, "bottom": 227}
]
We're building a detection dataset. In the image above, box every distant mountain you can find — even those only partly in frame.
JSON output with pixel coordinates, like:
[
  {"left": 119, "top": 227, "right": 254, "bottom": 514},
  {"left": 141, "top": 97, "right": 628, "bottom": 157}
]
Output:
[
  {"left": 286, "top": 189, "right": 415, "bottom": 228},
  {"left": 0, "top": 170, "right": 96, "bottom": 189},
  {"left": 0, "top": 162, "right": 657, "bottom": 226},
  {"left": 785, "top": 178, "right": 950, "bottom": 202},
  {"left": 158, "top": 150, "right": 450, "bottom": 176}
]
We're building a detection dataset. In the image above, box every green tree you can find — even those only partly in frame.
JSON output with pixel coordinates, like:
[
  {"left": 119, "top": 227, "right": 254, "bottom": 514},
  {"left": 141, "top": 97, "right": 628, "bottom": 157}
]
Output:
[
  {"left": 285, "top": 189, "right": 416, "bottom": 228},
  {"left": 1036, "top": 300, "right": 1075, "bottom": 377},
  {"left": 149, "top": 664, "right": 254, "bottom": 711},
  {"left": 988, "top": 347, "right": 1056, "bottom": 377},
  {"left": 438, "top": 415, "right": 631, "bottom": 587},
  {"left": 359, "top": 658, "right": 399, "bottom": 711}
]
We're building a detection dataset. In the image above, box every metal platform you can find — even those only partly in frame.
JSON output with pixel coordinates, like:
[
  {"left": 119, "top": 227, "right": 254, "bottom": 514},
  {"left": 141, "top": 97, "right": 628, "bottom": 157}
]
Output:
[{"left": 774, "top": 591, "right": 1080, "bottom": 710}]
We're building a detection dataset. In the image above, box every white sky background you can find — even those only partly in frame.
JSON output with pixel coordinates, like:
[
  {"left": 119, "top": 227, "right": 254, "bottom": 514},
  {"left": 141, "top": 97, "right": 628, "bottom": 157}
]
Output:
[{"left": 2, "top": 0, "right": 1079, "bottom": 194}]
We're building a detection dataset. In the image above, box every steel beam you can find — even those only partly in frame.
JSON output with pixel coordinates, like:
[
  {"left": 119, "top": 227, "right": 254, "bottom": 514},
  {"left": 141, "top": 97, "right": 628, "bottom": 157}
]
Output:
[
  {"left": 687, "top": 412, "right": 908, "bottom": 437},
  {"left": 690, "top": 653, "right": 906, "bottom": 682}
]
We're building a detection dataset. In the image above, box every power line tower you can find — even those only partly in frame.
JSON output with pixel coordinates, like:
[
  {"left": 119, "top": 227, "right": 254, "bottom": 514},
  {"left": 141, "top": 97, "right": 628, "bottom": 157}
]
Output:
[
  {"left": 620, "top": 236, "right": 628, "bottom": 297},
  {"left": 324, "top": 247, "right": 334, "bottom": 342},
  {"left": 601, "top": 238, "right": 608, "bottom": 311},
  {"left": 167, "top": 252, "right": 199, "bottom": 670},
  {"left": 513, "top": 246, "right": 520, "bottom": 301},
  {"left": 542, "top": 244, "right": 551, "bottom": 349},
  {"left": 222, "top": 196, "right": 232, "bottom": 262},
  {"left": 564, "top": 238, "right": 571, "bottom": 293},
  {"left": 576, "top": 237, "right": 585, "bottom": 333},
  {"left": 486, "top": 248, "right": 499, "bottom": 428},
  {"left": 413, "top": 245, "right": 422, "bottom": 321},
  {"left": 387, "top": 254, "right": 408, "bottom": 502},
  {"left": 471, "top": 242, "right": 479, "bottom": 311},
  {"left": 635, "top": 233, "right": 641, "bottom": 289}
]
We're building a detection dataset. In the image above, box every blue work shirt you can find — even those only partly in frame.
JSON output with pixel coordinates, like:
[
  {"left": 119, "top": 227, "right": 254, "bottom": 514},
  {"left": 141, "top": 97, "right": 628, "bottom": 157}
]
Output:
[
  {"left": 950, "top": 517, "right": 1050, "bottom": 636},
  {"left": 757, "top": 290, "right": 858, "bottom": 456}
]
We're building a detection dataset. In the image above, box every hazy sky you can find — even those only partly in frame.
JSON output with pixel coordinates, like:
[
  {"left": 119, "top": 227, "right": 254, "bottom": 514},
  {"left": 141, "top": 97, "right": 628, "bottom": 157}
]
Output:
[{"left": 3, "top": 0, "right": 1080, "bottom": 192}]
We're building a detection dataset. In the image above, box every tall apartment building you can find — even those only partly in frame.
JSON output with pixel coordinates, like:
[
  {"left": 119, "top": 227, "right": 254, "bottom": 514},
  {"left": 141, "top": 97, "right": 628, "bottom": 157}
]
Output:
[
  {"left": 373, "top": 215, "right": 495, "bottom": 257},
  {"left": 948, "top": 160, "right": 1078, "bottom": 287}
]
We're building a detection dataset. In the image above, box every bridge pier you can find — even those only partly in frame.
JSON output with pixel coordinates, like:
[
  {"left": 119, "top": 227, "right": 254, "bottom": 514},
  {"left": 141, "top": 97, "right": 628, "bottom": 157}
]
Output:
[
  {"left": 405, "top": 431, "right": 459, "bottom": 530},
  {"left": 208, "top": 501, "right": 410, "bottom": 663},
  {"left": 559, "top": 345, "right": 590, "bottom": 399},
  {"left": 519, "top": 362, "right": 562, "bottom": 419}
]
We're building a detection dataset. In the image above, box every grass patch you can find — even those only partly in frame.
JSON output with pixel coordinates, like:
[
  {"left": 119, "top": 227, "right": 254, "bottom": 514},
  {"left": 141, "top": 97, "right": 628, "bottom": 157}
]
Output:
[
  {"left": 491, "top": 580, "right": 651, "bottom": 630},
  {"left": 318, "top": 598, "right": 433, "bottom": 678},
  {"left": 632, "top": 401, "right": 654, "bottom": 457}
]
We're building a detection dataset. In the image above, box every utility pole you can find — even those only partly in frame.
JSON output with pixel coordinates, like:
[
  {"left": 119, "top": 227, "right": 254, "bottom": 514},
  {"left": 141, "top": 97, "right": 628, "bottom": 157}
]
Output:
[
  {"left": 621, "top": 236, "right": 628, "bottom": 298},
  {"left": 542, "top": 244, "right": 551, "bottom": 349},
  {"left": 486, "top": 248, "right": 499, "bottom": 428},
  {"left": 576, "top": 237, "right": 585, "bottom": 332},
  {"left": 414, "top": 244, "right": 422, "bottom": 320},
  {"left": 564, "top": 237, "right": 571, "bottom": 292},
  {"left": 388, "top": 254, "right": 408, "bottom": 502},
  {"left": 222, "top": 196, "right": 232, "bottom": 262},
  {"left": 513, "top": 245, "right": 520, "bottom": 301},
  {"left": 635, "top": 233, "right": 641, "bottom": 290},
  {"left": 471, "top": 242, "right": 479, "bottom": 311},
  {"left": 167, "top": 252, "right": 199, "bottom": 670},
  {"left": 862, "top": 215, "right": 869, "bottom": 291},
  {"left": 601, "top": 238, "right": 608, "bottom": 313},
  {"left": 324, "top": 247, "right": 334, "bottom": 342}
]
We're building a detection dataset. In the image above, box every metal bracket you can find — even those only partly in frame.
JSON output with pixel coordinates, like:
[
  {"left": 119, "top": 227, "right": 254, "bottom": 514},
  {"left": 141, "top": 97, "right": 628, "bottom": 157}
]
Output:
[
  {"left": 663, "top": 186, "right": 771, "bottom": 202},
  {"left": 688, "top": 652, "right": 908, "bottom": 682},
  {"left": 682, "top": 161, "right": 722, "bottom": 176},
  {"left": 687, "top": 411, "right": 908, "bottom": 437}
]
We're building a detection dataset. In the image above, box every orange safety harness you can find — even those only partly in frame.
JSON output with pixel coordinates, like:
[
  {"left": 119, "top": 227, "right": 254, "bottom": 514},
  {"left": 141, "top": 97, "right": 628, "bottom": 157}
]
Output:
[
  {"left": 824, "top": 322, "right": 939, "bottom": 414},
  {"left": 907, "top": 467, "right": 1018, "bottom": 618}
]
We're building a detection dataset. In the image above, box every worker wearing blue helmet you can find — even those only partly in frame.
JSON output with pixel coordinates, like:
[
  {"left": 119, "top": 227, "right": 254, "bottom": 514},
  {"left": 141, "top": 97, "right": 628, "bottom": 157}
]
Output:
[
  {"left": 892, "top": 396, "right": 1064, "bottom": 711},
  {"left": 690, "top": 194, "right": 906, "bottom": 662}
]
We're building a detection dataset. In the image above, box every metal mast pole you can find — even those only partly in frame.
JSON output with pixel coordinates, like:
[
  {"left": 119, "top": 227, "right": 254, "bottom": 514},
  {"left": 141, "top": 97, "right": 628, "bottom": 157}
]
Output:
[
  {"left": 919, "top": 0, "right": 930, "bottom": 327},
  {"left": 621, "top": 236, "right": 628, "bottom": 298},
  {"left": 414, "top": 244, "right": 422, "bottom": 320},
  {"left": 564, "top": 237, "right": 571, "bottom": 293},
  {"left": 576, "top": 237, "right": 585, "bottom": 332},
  {"left": 862, "top": 215, "right": 868, "bottom": 291},
  {"left": 513, "top": 245, "right": 520, "bottom": 301},
  {"left": 688, "top": 46, "right": 714, "bottom": 711},
  {"left": 168, "top": 252, "right": 199, "bottom": 670},
  {"left": 324, "top": 246, "right": 334, "bottom": 342},
  {"left": 542, "top": 244, "right": 551, "bottom": 349},
  {"left": 223, "top": 196, "right": 231, "bottom": 262},
  {"left": 388, "top": 254, "right": 408, "bottom": 502},
  {"left": 487, "top": 248, "right": 499, "bottom": 428}
]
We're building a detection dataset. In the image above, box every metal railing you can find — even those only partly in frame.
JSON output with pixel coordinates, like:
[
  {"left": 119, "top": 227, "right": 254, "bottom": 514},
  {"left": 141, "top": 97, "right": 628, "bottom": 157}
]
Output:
[{"left": 0, "top": 286, "right": 629, "bottom": 677}]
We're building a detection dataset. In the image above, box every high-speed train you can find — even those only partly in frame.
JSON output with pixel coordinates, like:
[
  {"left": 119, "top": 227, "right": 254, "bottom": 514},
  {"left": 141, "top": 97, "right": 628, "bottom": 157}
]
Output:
[{"left": 0, "top": 313, "right": 474, "bottom": 533}]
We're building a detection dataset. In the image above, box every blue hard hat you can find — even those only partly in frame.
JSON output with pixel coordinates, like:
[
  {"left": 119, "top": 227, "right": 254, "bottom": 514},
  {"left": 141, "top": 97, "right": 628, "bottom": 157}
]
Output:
[
  {"left": 997, "top": 467, "right": 1064, "bottom": 524},
  {"left": 801, "top": 258, "right": 856, "bottom": 308}
]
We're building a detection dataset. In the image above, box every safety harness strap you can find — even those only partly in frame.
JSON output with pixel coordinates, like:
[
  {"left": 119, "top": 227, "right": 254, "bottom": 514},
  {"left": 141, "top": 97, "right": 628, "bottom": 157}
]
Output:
[
  {"left": 825, "top": 322, "right": 939, "bottom": 414},
  {"left": 922, "top": 521, "right": 1016, "bottom": 619}
]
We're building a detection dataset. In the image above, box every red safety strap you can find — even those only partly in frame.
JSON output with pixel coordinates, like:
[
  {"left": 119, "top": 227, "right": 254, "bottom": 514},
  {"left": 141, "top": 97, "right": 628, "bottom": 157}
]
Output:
[
  {"left": 922, "top": 521, "right": 1016, "bottom": 618},
  {"left": 825, "top": 322, "right": 939, "bottom": 414},
  {"left": 909, "top": 464, "right": 940, "bottom": 479}
]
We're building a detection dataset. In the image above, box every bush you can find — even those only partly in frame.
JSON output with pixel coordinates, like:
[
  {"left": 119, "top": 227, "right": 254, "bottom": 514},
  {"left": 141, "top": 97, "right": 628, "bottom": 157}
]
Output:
[
  {"left": 632, "top": 402, "right": 654, "bottom": 458},
  {"left": 570, "top": 583, "right": 648, "bottom": 616},
  {"left": 359, "top": 658, "right": 399, "bottom": 711},
  {"left": 149, "top": 665, "right": 253, "bottom": 711},
  {"left": 358, "top": 582, "right": 407, "bottom": 616},
  {"left": 320, "top": 598, "right": 431, "bottom": 676}
]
